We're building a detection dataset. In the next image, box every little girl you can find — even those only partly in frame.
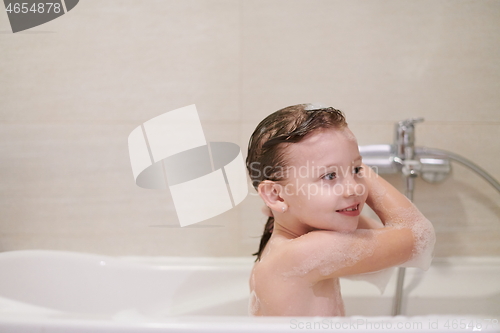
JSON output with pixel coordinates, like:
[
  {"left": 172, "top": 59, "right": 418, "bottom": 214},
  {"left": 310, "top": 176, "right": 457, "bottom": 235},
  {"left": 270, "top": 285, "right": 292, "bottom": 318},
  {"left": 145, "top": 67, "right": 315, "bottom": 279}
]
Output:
[{"left": 246, "top": 104, "right": 435, "bottom": 316}]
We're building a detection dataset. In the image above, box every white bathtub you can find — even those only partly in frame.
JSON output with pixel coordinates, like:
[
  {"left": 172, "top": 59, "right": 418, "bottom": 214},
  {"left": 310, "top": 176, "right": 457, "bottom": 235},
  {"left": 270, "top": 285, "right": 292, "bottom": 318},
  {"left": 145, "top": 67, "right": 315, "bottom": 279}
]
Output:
[{"left": 0, "top": 250, "right": 498, "bottom": 332}]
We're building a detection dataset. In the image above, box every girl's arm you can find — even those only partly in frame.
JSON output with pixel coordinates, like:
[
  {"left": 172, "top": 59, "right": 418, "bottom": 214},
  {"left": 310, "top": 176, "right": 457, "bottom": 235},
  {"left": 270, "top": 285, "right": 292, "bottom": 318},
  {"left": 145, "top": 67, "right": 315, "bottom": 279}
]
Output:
[
  {"left": 272, "top": 165, "right": 435, "bottom": 282},
  {"left": 362, "top": 164, "right": 418, "bottom": 226}
]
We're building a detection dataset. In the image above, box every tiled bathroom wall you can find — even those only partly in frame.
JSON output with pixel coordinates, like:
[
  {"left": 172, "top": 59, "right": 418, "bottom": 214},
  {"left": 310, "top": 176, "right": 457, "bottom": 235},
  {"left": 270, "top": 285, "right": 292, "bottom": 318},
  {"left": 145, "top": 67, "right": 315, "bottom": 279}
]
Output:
[{"left": 1, "top": 0, "right": 499, "bottom": 257}]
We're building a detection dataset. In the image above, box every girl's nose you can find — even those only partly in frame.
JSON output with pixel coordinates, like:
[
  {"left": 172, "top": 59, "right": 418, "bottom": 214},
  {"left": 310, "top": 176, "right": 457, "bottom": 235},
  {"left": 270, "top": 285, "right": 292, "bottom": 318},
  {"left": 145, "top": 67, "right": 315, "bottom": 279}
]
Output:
[
  {"left": 343, "top": 173, "right": 362, "bottom": 198},
  {"left": 343, "top": 179, "right": 357, "bottom": 197}
]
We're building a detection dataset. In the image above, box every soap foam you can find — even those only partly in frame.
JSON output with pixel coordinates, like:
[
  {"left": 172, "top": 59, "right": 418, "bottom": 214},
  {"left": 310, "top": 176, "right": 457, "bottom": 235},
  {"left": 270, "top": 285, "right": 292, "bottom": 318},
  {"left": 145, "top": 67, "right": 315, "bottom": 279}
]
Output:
[
  {"left": 386, "top": 204, "right": 436, "bottom": 270},
  {"left": 304, "top": 103, "right": 329, "bottom": 111},
  {"left": 248, "top": 290, "right": 260, "bottom": 316},
  {"left": 248, "top": 272, "right": 260, "bottom": 316},
  {"left": 282, "top": 230, "right": 377, "bottom": 278}
]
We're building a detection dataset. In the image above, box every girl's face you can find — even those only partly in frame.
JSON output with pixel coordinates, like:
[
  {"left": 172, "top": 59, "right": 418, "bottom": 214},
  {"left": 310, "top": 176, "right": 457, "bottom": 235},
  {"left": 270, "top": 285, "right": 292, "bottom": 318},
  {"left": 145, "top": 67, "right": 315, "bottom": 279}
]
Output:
[{"left": 280, "top": 127, "right": 367, "bottom": 233}]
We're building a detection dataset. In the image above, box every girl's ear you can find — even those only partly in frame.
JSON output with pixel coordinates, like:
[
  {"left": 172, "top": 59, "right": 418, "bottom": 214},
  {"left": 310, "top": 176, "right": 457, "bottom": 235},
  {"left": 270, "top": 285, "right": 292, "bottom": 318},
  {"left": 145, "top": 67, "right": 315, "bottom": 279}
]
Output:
[{"left": 258, "top": 181, "right": 287, "bottom": 214}]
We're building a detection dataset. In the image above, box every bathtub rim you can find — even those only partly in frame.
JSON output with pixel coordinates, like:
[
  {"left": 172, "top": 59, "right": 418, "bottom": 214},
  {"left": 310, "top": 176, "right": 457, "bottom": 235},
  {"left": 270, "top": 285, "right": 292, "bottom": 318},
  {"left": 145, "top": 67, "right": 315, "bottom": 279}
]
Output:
[{"left": 0, "top": 313, "right": 499, "bottom": 333}]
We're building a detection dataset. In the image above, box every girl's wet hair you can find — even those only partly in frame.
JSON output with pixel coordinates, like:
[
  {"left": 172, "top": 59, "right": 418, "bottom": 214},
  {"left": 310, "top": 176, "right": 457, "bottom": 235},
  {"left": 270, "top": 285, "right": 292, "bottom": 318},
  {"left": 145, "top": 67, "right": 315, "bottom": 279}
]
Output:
[{"left": 246, "top": 103, "right": 347, "bottom": 261}]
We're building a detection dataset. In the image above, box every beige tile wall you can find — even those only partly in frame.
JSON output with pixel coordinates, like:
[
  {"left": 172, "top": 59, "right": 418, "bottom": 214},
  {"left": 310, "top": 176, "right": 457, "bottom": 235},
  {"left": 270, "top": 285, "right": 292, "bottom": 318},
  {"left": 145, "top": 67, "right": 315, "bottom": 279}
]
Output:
[{"left": 1, "top": 0, "right": 499, "bottom": 257}]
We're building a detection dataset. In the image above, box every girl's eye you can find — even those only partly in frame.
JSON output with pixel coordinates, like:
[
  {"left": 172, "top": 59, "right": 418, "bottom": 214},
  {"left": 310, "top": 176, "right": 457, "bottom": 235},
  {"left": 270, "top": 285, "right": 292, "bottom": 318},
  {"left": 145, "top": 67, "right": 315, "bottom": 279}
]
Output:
[
  {"left": 322, "top": 172, "right": 337, "bottom": 180},
  {"left": 353, "top": 166, "right": 363, "bottom": 175}
]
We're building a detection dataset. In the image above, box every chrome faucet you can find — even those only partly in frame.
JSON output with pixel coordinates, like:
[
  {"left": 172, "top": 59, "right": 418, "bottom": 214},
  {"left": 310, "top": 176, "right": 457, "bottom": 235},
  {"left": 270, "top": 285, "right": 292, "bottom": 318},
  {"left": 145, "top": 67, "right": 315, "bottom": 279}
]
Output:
[
  {"left": 394, "top": 117, "right": 424, "bottom": 161},
  {"left": 394, "top": 118, "right": 424, "bottom": 181},
  {"left": 359, "top": 118, "right": 450, "bottom": 183}
]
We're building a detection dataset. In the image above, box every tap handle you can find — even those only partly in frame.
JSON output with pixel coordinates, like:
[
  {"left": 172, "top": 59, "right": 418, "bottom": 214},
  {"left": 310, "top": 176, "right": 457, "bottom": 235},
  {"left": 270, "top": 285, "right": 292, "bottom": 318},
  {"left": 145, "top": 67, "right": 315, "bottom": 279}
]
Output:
[
  {"left": 394, "top": 118, "right": 424, "bottom": 159},
  {"left": 398, "top": 117, "right": 424, "bottom": 128}
]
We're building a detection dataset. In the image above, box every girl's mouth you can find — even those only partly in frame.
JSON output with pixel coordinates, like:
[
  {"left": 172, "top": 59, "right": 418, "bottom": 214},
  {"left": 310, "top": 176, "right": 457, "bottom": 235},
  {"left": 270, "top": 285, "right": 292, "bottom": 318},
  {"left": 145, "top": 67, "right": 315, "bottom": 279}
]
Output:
[{"left": 336, "top": 204, "right": 360, "bottom": 216}]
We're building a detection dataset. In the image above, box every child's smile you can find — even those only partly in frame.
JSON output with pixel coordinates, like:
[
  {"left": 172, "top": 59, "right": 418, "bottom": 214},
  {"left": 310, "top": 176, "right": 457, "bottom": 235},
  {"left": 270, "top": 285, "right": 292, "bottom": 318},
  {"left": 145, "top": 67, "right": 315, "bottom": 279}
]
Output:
[{"left": 336, "top": 203, "right": 361, "bottom": 216}]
